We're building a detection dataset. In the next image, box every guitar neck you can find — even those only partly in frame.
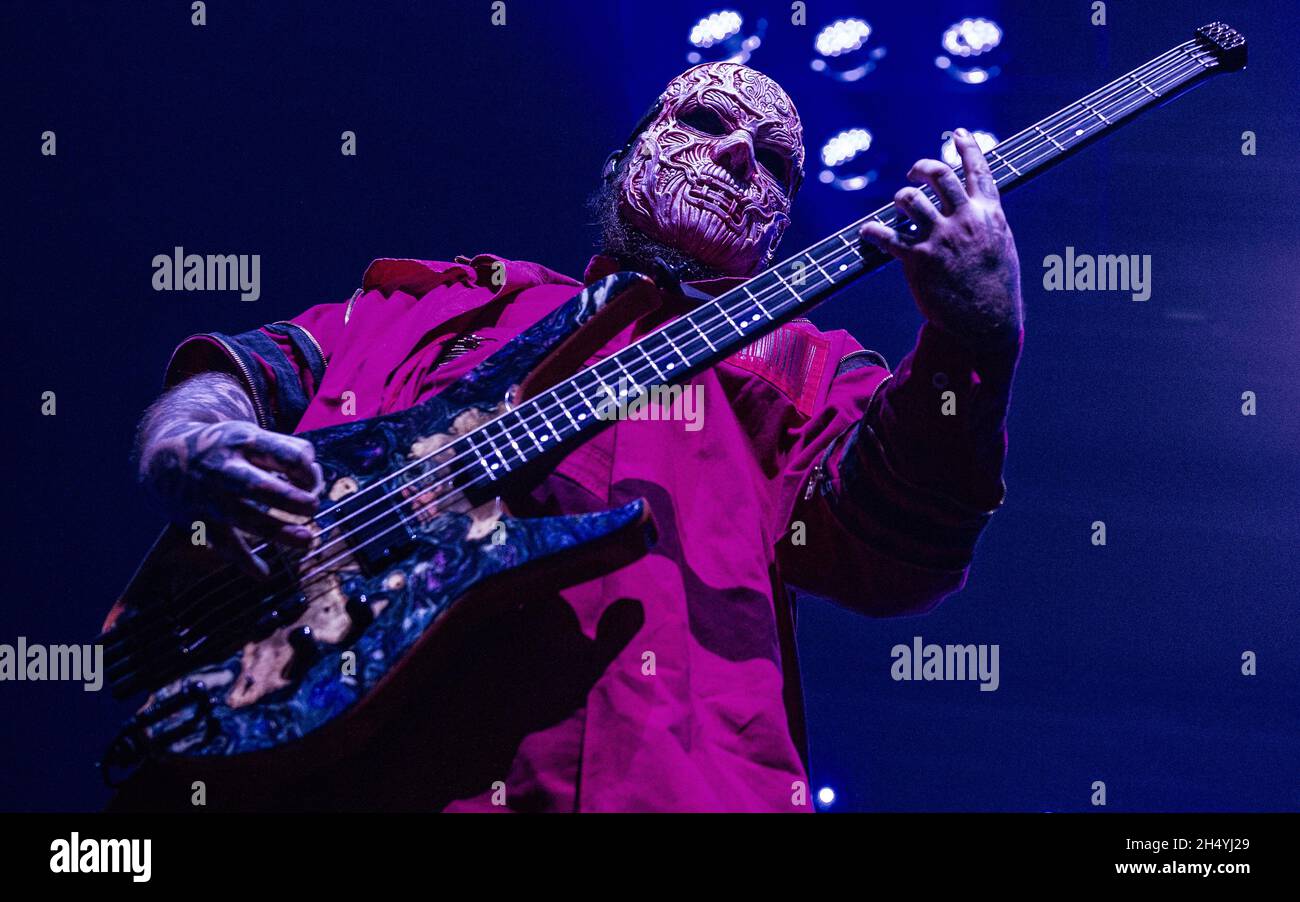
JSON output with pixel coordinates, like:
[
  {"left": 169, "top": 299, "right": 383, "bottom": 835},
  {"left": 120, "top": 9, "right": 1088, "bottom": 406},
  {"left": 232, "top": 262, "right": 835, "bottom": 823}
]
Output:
[{"left": 468, "top": 23, "right": 1244, "bottom": 479}]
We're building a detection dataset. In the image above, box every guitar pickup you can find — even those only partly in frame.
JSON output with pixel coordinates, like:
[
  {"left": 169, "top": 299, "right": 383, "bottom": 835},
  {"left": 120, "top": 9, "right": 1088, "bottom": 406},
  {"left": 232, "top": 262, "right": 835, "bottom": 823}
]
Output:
[{"left": 330, "top": 486, "right": 418, "bottom": 574}]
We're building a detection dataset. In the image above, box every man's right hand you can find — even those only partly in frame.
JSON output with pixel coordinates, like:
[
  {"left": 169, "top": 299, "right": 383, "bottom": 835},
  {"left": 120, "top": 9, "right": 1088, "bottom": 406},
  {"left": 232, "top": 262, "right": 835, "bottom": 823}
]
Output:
[{"left": 137, "top": 374, "right": 323, "bottom": 577}]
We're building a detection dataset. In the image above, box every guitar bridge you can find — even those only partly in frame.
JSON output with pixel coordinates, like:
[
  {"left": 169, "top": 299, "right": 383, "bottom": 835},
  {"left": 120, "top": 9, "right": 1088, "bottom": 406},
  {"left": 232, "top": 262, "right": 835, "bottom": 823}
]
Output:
[{"left": 99, "top": 682, "right": 215, "bottom": 787}]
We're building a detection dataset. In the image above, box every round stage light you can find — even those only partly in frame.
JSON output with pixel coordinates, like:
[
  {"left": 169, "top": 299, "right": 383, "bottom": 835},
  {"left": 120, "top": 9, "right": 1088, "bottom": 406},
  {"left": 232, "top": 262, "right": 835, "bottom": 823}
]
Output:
[
  {"left": 817, "top": 786, "right": 836, "bottom": 807},
  {"left": 689, "top": 10, "right": 743, "bottom": 49},
  {"left": 942, "top": 17, "right": 1002, "bottom": 57},
  {"left": 810, "top": 17, "right": 885, "bottom": 82},
  {"left": 821, "top": 128, "right": 873, "bottom": 167},
  {"left": 815, "top": 18, "right": 871, "bottom": 57},
  {"left": 686, "top": 10, "right": 765, "bottom": 65},
  {"left": 935, "top": 17, "right": 1004, "bottom": 84},
  {"left": 819, "top": 128, "right": 877, "bottom": 191}
]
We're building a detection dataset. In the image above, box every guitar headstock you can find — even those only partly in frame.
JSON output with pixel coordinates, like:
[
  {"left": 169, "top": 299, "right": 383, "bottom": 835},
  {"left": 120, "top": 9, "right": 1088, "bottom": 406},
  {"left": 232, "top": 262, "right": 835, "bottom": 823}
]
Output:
[{"left": 1194, "top": 22, "right": 1247, "bottom": 71}]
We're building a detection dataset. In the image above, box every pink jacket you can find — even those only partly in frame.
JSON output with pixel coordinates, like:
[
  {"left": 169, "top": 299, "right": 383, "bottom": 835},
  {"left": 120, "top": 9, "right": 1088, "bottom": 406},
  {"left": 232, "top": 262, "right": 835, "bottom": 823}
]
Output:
[{"left": 164, "top": 252, "right": 1019, "bottom": 811}]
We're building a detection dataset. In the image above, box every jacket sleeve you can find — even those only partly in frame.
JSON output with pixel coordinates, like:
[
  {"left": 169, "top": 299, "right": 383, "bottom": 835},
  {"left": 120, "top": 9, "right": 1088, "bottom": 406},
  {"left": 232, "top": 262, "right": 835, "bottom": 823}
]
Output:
[
  {"left": 161, "top": 301, "right": 349, "bottom": 433},
  {"left": 777, "top": 321, "right": 1021, "bottom": 617}
]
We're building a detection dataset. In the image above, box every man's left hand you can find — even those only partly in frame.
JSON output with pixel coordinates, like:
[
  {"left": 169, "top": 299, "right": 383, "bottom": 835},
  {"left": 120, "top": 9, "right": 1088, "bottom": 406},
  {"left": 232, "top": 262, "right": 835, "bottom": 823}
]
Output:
[{"left": 860, "top": 128, "right": 1023, "bottom": 350}]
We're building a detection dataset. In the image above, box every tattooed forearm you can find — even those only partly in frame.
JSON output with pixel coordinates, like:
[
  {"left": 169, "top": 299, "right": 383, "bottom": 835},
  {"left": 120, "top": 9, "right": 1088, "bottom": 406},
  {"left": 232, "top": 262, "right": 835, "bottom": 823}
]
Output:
[
  {"left": 134, "top": 371, "right": 320, "bottom": 554},
  {"left": 135, "top": 373, "right": 256, "bottom": 477},
  {"left": 132, "top": 374, "right": 319, "bottom": 571}
]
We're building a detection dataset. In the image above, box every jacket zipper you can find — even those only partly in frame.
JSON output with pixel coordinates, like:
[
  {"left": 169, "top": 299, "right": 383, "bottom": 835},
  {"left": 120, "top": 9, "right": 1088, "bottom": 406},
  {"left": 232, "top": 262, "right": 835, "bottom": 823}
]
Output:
[
  {"left": 272, "top": 321, "right": 328, "bottom": 373},
  {"left": 208, "top": 334, "right": 270, "bottom": 429},
  {"left": 292, "top": 323, "right": 327, "bottom": 366}
]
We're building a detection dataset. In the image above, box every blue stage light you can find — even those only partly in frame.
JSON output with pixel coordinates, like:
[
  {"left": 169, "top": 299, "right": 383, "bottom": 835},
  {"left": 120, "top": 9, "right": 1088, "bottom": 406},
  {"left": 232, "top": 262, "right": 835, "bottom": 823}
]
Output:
[
  {"left": 814, "top": 18, "right": 871, "bottom": 57},
  {"left": 819, "top": 128, "right": 876, "bottom": 191},
  {"left": 821, "top": 128, "right": 873, "bottom": 167},
  {"left": 686, "top": 10, "right": 764, "bottom": 65},
  {"left": 810, "top": 17, "right": 885, "bottom": 82},
  {"left": 817, "top": 786, "right": 836, "bottom": 807},
  {"left": 689, "top": 11, "right": 743, "bottom": 49},
  {"left": 942, "top": 17, "right": 1002, "bottom": 56},
  {"left": 935, "top": 17, "right": 1004, "bottom": 84}
]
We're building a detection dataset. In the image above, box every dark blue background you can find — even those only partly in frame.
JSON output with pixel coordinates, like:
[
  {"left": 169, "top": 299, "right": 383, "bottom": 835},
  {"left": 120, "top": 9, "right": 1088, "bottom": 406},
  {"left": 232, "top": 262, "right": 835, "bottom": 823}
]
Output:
[{"left": 3, "top": 0, "right": 1296, "bottom": 811}]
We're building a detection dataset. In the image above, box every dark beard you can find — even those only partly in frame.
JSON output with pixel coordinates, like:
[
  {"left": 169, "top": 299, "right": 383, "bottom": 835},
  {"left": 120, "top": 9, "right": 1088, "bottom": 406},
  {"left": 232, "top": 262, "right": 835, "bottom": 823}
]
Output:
[{"left": 588, "top": 167, "right": 730, "bottom": 283}]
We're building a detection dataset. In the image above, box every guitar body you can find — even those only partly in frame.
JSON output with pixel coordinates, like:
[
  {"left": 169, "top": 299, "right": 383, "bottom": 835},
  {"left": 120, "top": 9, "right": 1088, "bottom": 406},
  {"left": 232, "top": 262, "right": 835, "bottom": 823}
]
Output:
[{"left": 101, "top": 272, "right": 661, "bottom": 799}]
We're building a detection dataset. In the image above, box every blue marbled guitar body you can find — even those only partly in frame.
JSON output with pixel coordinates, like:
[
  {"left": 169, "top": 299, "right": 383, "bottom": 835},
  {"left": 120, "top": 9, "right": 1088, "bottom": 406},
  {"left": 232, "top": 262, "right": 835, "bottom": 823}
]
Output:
[{"left": 103, "top": 272, "right": 659, "bottom": 783}]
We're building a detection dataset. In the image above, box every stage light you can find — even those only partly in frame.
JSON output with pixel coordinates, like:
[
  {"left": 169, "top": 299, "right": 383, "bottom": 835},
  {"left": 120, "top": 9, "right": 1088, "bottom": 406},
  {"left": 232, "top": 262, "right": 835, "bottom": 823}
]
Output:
[
  {"left": 819, "top": 128, "right": 876, "bottom": 191},
  {"left": 942, "top": 17, "right": 1002, "bottom": 57},
  {"left": 821, "top": 128, "right": 872, "bottom": 167},
  {"left": 935, "top": 17, "right": 1004, "bottom": 84},
  {"left": 817, "top": 786, "right": 836, "bottom": 808},
  {"left": 941, "top": 130, "right": 998, "bottom": 166},
  {"left": 689, "top": 10, "right": 743, "bottom": 49},
  {"left": 686, "top": 10, "right": 765, "bottom": 65},
  {"left": 810, "top": 17, "right": 885, "bottom": 82},
  {"left": 814, "top": 18, "right": 871, "bottom": 57}
]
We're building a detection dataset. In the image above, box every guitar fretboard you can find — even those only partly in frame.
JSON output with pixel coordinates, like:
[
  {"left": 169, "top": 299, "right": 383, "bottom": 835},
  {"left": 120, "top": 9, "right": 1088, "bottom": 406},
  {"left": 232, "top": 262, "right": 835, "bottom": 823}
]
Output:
[{"left": 456, "top": 26, "right": 1241, "bottom": 487}]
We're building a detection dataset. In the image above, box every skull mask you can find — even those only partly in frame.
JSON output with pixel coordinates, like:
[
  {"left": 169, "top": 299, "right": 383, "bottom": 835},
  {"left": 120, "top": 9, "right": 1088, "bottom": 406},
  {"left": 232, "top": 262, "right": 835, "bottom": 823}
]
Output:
[{"left": 618, "top": 63, "right": 805, "bottom": 277}]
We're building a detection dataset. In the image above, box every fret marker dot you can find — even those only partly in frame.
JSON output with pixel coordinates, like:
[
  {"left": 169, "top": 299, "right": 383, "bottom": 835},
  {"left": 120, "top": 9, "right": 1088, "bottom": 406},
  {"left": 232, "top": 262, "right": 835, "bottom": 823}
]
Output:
[
  {"left": 1075, "top": 128, "right": 1083, "bottom": 136},
  {"left": 578, "top": 413, "right": 587, "bottom": 420},
  {"left": 491, "top": 463, "right": 500, "bottom": 470},
  {"left": 541, "top": 435, "right": 549, "bottom": 441},
  {"left": 750, "top": 315, "right": 760, "bottom": 324},
  {"left": 839, "top": 264, "right": 848, "bottom": 272},
  {"left": 666, "top": 363, "right": 675, "bottom": 370}
]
